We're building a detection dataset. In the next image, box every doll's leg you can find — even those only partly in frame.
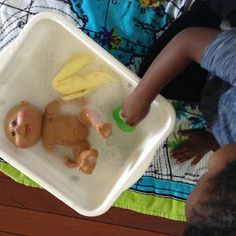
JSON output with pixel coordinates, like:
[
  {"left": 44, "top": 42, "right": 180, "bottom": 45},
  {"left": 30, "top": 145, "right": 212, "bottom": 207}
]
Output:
[
  {"left": 79, "top": 108, "right": 112, "bottom": 138},
  {"left": 45, "top": 99, "right": 65, "bottom": 114},
  {"left": 76, "top": 149, "right": 98, "bottom": 174},
  {"left": 73, "top": 140, "right": 98, "bottom": 174}
]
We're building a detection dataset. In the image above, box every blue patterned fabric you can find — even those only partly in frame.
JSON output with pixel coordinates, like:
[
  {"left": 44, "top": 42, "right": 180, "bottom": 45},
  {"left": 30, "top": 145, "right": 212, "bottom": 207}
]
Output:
[{"left": 69, "top": 0, "right": 169, "bottom": 66}]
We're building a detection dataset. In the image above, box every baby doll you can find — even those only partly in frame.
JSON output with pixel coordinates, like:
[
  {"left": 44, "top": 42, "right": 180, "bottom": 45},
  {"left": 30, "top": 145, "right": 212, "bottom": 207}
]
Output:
[{"left": 4, "top": 99, "right": 112, "bottom": 174}]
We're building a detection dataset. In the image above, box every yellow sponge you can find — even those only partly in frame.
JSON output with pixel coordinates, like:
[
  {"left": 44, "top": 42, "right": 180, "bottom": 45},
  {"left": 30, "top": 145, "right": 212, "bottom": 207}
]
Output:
[
  {"left": 52, "top": 56, "right": 114, "bottom": 100},
  {"left": 52, "top": 56, "right": 91, "bottom": 86}
]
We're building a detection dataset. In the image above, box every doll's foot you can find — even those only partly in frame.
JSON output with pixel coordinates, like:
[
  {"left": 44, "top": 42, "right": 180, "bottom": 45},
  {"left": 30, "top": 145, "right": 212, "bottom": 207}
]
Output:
[
  {"left": 76, "top": 149, "right": 98, "bottom": 174},
  {"left": 64, "top": 157, "right": 77, "bottom": 168},
  {"left": 96, "top": 123, "right": 112, "bottom": 138}
]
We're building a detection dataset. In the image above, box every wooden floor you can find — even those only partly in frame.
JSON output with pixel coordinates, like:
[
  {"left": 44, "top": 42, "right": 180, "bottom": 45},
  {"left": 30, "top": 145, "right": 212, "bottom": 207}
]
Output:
[{"left": 0, "top": 172, "right": 185, "bottom": 236}]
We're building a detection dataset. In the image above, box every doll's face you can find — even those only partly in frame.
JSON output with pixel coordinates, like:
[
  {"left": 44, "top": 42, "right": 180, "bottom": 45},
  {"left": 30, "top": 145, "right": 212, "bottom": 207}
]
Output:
[{"left": 4, "top": 101, "right": 43, "bottom": 148}]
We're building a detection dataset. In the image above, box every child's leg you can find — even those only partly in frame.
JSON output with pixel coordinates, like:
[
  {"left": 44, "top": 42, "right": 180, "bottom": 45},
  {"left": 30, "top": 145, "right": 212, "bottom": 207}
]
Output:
[{"left": 139, "top": 1, "right": 221, "bottom": 102}]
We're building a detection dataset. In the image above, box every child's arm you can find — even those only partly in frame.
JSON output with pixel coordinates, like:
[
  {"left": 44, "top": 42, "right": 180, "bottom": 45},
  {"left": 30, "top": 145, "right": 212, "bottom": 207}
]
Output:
[{"left": 122, "top": 27, "right": 221, "bottom": 126}]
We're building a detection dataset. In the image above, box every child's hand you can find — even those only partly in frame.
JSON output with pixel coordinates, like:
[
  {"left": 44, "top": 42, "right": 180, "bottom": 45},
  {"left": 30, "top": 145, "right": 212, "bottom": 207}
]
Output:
[
  {"left": 121, "top": 93, "right": 150, "bottom": 126},
  {"left": 171, "top": 129, "right": 219, "bottom": 165}
]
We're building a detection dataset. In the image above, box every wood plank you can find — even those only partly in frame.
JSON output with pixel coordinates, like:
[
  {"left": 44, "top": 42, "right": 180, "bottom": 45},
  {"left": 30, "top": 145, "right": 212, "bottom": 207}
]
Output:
[
  {"left": 0, "top": 173, "right": 185, "bottom": 236},
  {"left": 0, "top": 172, "right": 7, "bottom": 178},
  {"left": 0, "top": 232, "right": 26, "bottom": 236},
  {"left": 0, "top": 205, "right": 170, "bottom": 236}
]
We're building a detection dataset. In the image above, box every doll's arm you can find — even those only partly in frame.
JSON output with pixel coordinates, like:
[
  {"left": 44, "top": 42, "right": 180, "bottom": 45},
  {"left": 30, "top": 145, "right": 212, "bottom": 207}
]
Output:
[
  {"left": 45, "top": 100, "right": 64, "bottom": 115},
  {"left": 79, "top": 108, "right": 112, "bottom": 138},
  {"left": 43, "top": 143, "right": 56, "bottom": 153},
  {"left": 45, "top": 98, "right": 89, "bottom": 115}
]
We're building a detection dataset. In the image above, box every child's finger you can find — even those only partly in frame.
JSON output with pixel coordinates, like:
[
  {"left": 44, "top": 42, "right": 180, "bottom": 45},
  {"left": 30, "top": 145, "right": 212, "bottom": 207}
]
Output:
[
  {"left": 121, "top": 110, "right": 126, "bottom": 118},
  {"left": 178, "top": 129, "right": 190, "bottom": 135},
  {"left": 172, "top": 142, "right": 190, "bottom": 154},
  {"left": 178, "top": 128, "right": 204, "bottom": 136},
  {"left": 176, "top": 156, "right": 192, "bottom": 164},
  {"left": 173, "top": 150, "right": 195, "bottom": 159},
  {"left": 125, "top": 120, "right": 135, "bottom": 127},
  {"left": 178, "top": 129, "right": 192, "bottom": 137},
  {"left": 191, "top": 154, "right": 204, "bottom": 165},
  {"left": 172, "top": 149, "right": 192, "bottom": 160}
]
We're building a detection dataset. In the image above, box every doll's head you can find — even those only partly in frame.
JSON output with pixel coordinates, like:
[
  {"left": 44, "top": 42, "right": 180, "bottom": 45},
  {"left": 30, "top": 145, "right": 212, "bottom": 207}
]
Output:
[{"left": 4, "top": 101, "right": 43, "bottom": 148}]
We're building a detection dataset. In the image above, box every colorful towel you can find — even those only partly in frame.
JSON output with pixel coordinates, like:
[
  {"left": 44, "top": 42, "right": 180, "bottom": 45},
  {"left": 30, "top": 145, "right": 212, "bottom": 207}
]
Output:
[{"left": 0, "top": 0, "right": 210, "bottom": 222}]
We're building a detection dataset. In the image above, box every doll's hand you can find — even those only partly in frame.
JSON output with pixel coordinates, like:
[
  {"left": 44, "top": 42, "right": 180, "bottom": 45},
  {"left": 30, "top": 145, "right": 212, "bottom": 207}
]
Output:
[
  {"left": 121, "top": 93, "right": 150, "bottom": 127},
  {"left": 171, "top": 129, "right": 219, "bottom": 165}
]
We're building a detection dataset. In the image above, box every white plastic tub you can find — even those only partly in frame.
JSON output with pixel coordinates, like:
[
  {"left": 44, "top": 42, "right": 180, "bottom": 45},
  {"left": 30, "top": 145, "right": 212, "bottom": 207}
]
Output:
[{"left": 0, "top": 12, "right": 175, "bottom": 216}]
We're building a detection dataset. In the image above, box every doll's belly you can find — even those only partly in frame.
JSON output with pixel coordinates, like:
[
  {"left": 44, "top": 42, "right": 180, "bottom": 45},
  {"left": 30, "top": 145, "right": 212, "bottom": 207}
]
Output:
[{"left": 42, "top": 116, "right": 89, "bottom": 146}]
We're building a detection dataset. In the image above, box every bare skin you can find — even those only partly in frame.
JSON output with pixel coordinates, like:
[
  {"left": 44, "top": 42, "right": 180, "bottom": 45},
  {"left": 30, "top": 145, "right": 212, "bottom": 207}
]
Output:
[
  {"left": 122, "top": 27, "right": 221, "bottom": 164},
  {"left": 172, "top": 129, "right": 219, "bottom": 165},
  {"left": 4, "top": 100, "right": 112, "bottom": 174}
]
